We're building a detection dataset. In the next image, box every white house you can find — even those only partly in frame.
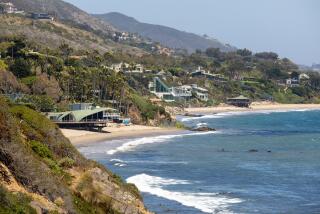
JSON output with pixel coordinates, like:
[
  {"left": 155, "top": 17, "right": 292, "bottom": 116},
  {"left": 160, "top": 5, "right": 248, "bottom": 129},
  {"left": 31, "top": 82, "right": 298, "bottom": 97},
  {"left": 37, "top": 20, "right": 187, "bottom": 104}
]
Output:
[
  {"left": 125, "top": 64, "right": 144, "bottom": 73},
  {"left": 286, "top": 77, "right": 300, "bottom": 87},
  {"left": 149, "top": 77, "right": 209, "bottom": 102},
  {"left": 191, "top": 66, "right": 227, "bottom": 82},
  {"left": 191, "top": 84, "right": 209, "bottom": 101},
  {"left": 110, "top": 62, "right": 130, "bottom": 73},
  {"left": 0, "top": 2, "right": 23, "bottom": 14}
]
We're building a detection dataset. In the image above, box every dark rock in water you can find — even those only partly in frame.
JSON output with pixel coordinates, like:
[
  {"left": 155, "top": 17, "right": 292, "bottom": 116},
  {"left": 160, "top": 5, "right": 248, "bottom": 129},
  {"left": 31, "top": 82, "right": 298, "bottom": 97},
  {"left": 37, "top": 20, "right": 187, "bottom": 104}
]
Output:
[
  {"left": 184, "top": 113, "right": 203, "bottom": 117},
  {"left": 248, "top": 149, "right": 259, "bottom": 153},
  {"left": 191, "top": 126, "right": 216, "bottom": 132},
  {"left": 267, "top": 150, "right": 272, "bottom": 153}
]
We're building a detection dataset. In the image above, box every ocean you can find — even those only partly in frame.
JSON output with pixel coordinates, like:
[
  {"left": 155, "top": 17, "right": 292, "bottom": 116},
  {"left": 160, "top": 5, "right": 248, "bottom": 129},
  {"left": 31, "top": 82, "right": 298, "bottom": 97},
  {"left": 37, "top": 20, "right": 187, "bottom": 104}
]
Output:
[{"left": 78, "top": 109, "right": 320, "bottom": 214}]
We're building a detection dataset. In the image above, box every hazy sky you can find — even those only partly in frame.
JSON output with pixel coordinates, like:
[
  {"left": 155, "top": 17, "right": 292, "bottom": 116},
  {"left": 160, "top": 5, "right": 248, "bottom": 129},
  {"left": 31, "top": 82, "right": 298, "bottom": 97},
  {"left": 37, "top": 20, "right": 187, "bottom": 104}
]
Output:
[{"left": 65, "top": 0, "right": 319, "bottom": 65}]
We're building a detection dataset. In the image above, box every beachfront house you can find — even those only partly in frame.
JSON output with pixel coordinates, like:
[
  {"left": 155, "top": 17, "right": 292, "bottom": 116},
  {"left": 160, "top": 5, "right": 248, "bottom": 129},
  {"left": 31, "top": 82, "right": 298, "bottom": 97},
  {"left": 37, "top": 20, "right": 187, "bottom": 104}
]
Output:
[
  {"left": 47, "top": 103, "right": 120, "bottom": 122},
  {"left": 46, "top": 103, "right": 121, "bottom": 131},
  {"left": 171, "top": 85, "right": 193, "bottom": 101},
  {"left": 227, "top": 95, "right": 251, "bottom": 107},
  {"left": 149, "top": 77, "right": 174, "bottom": 102},
  {"left": 191, "top": 84, "right": 209, "bottom": 102}
]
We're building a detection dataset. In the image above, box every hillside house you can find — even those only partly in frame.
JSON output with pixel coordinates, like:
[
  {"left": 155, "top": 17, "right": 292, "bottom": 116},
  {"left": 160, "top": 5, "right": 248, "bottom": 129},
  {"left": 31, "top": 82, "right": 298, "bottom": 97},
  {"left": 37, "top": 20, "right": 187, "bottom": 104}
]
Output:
[
  {"left": 31, "top": 13, "right": 54, "bottom": 21},
  {"left": 113, "top": 32, "right": 130, "bottom": 41},
  {"left": 286, "top": 77, "right": 300, "bottom": 87},
  {"left": 110, "top": 62, "right": 130, "bottom": 73},
  {"left": 125, "top": 64, "right": 144, "bottom": 73},
  {"left": 191, "top": 67, "right": 227, "bottom": 82},
  {"left": 110, "top": 62, "right": 144, "bottom": 73},
  {"left": 0, "top": 2, "right": 23, "bottom": 14}
]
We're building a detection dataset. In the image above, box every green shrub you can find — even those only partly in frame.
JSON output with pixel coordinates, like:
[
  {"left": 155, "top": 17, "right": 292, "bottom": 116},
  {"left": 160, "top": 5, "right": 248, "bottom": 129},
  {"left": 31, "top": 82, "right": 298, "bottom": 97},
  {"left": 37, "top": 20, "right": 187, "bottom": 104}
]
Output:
[
  {"left": 130, "top": 93, "right": 168, "bottom": 121},
  {"left": 16, "top": 95, "right": 56, "bottom": 112},
  {"left": 28, "top": 140, "right": 53, "bottom": 159},
  {"left": 175, "top": 121, "right": 186, "bottom": 129},
  {"left": 9, "top": 58, "right": 32, "bottom": 78},
  {"left": 273, "top": 91, "right": 305, "bottom": 104},
  {"left": 58, "top": 157, "right": 75, "bottom": 169},
  {"left": 0, "top": 59, "right": 8, "bottom": 70},
  {"left": 20, "top": 76, "right": 37, "bottom": 87},
  {"left": 44, "top": 158, "right": 60, "bottom": 172},
  {"left": 0, "top": 185, "right": 36, "bottom": 214},
  {"left": 73, "top": 194, "right": 100, "bottom": 214}
]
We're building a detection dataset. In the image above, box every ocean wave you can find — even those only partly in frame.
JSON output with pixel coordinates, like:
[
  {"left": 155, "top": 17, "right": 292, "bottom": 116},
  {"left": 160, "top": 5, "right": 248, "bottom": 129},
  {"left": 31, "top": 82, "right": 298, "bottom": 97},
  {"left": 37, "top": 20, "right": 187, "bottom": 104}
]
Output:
[
  {"left": 196, "top": 122, "right": 208, "bottom": 128},
  {"left": 125, "top": 160, "right": 189, "bottom": 165},
  {"left": 114, "top": 163, "right": 126, "bottom": 167},
  {"left": 110, "top": 159, "right": 125, "bottom": 163},
  {"left": 180, "top": 108, "right": 320, "bottom": 122},
  {"left": 106, "top": 131, "right": 217, "bottom": 155},
  {"left": 126, "top": 174, "right": 242, "bottom": 213},
  {"left": 111, "top": 159, "right": 188, "bottom": 165}
]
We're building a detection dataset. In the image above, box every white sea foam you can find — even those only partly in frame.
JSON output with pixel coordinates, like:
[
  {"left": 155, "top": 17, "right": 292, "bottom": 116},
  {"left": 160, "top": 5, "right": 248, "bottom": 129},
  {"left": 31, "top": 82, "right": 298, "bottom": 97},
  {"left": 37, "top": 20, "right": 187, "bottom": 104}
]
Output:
[
  {"left": 106, "top": 131, "right": 217, "bottom": 155},
  {"left": 126, "top": 174, "right": 242, "bottom": 213},
  {"left": 196, "top": 122, "right": 208, "bottom": 128},
  {"left": 110, "top": 159, "right": 125, "bottom": 163},
  {"left": 180, "top": 108, "right": 319, "bottom": 122}
]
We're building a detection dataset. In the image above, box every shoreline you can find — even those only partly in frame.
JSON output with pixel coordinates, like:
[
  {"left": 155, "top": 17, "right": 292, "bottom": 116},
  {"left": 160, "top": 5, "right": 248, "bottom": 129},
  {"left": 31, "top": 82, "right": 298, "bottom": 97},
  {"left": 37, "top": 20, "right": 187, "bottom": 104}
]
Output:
[
  {"left": 62, "top": 103, "right": 320, "bottom": 146},
  {"left": 62, "top": 125, "right": 181, "bottom": 146},
  {"left": 184, "top": 103, "right": 320, "bottom": 114}
]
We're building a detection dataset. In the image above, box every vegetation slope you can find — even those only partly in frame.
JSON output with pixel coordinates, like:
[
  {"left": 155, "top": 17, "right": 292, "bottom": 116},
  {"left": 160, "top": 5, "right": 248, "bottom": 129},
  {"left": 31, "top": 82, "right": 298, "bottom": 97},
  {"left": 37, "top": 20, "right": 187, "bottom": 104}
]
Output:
[
  {"left": 2, "top": 0, "right": 117, "bottom": 34},
  {"left": 0, "top": 97, "right": 150, "bottom": 214}
]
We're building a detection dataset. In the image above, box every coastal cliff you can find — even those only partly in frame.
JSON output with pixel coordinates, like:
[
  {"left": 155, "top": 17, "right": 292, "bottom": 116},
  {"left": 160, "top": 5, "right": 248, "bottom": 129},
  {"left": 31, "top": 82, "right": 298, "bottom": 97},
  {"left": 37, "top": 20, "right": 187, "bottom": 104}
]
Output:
[{"left": 0, "top": 97, "right": 150, "bottom": 214}]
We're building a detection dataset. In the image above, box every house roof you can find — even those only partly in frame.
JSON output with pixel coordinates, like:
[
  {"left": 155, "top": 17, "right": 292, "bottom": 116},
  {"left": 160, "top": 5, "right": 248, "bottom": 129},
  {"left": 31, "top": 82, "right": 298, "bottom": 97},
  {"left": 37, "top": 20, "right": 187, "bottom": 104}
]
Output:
[
  {"left": 228, "top": 95, "right": 250, "bottom": 100},
  {"left": 47, "top": 107, "right": 116, "bottom": 122},
  {"left": 47, "top": 112, "right": 73, "bottom": 120},
  {"left": 72, "top": 107, "right": 109, "bottom": 121}
]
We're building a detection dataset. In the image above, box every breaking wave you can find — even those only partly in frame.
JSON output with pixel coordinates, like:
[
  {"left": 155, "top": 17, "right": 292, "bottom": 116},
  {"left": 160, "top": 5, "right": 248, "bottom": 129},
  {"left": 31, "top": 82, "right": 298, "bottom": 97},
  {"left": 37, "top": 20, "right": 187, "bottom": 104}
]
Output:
[
  {"left": 126, "top": 174, "right": 243, "bottom": 213},
  {"left": 180, "top": 108, "right": 319, "bottom": 122},
  {"left": 106, "top": 131, "right": 217, "bottom": 155}
]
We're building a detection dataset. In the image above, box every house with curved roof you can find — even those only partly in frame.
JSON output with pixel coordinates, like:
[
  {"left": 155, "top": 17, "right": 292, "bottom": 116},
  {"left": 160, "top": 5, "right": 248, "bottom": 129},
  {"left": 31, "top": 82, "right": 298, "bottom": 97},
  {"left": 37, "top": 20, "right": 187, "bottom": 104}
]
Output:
[{"left": 47, "top": 107, "right": 120, "bottom": 122}]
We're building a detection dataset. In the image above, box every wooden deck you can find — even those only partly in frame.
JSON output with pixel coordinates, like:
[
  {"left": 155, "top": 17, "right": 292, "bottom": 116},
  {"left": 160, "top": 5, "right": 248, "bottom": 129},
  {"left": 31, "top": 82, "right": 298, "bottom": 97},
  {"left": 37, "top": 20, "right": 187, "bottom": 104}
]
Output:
[{"left": 54, "top": 120, "right": 108, "bottom": 132}]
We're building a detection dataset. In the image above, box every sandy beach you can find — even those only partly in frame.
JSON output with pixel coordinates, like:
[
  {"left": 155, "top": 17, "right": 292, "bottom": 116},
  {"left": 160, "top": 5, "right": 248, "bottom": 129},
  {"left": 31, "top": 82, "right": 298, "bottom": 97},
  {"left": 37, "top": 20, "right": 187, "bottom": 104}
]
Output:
[
  {"left": 62, "top": 124, "right": 180, "bottom": 146},
  {"left": 184, "top": 102, "right": 320, "bottom": 114}
]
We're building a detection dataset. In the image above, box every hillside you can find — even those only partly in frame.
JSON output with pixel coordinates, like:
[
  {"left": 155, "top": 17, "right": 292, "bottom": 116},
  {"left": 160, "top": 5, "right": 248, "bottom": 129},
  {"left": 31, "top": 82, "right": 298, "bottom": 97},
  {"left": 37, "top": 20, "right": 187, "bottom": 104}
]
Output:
[
  {"left": 0, "top": 15, "right": 145, "bottom": 55},
  {"left": 1, "top": 0, "right": 116, "bottom": 35},
  {"left": 0, "top": 97, "right": 150, "bottom": 214},
  {"left": 94, "top": 12, "right": 236, "bottom": 53}
]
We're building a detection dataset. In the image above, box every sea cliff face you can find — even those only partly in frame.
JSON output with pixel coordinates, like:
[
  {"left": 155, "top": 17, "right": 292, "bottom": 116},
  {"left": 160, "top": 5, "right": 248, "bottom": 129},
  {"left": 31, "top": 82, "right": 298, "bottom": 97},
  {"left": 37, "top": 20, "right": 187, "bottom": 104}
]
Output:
[{"left": 0, "top": 97, "right": 150, "bottom": 214}]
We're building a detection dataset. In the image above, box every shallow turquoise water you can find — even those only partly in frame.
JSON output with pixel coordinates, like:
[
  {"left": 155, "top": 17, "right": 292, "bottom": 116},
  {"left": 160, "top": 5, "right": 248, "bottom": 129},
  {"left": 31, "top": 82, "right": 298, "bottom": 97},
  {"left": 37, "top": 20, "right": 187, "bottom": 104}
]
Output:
[{"left": 78, "top": 110, "right": 320, "bottom": 214}]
